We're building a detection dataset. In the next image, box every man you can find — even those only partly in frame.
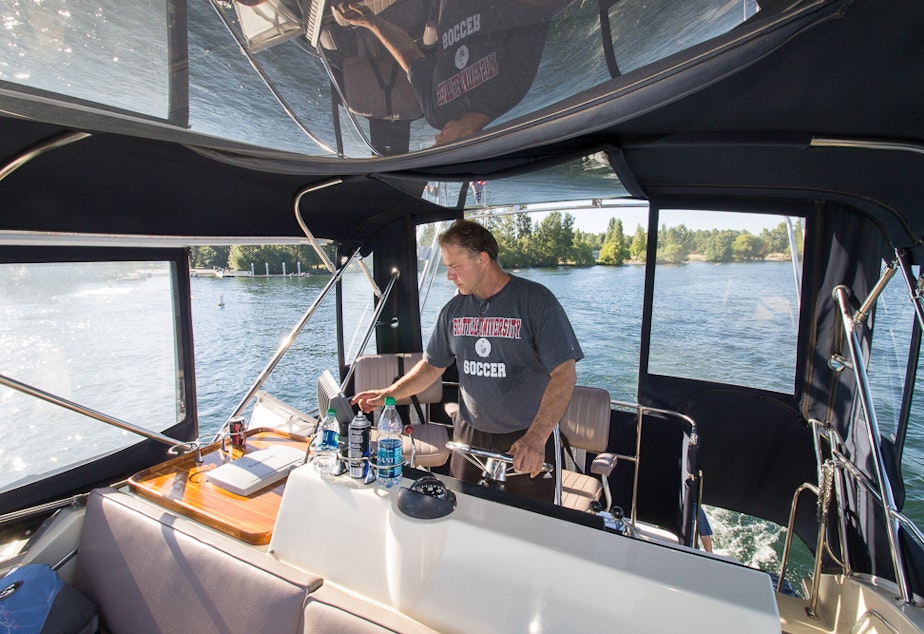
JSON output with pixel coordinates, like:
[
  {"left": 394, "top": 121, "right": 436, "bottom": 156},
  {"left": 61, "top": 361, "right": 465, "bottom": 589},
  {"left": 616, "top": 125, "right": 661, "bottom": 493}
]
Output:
[
  {"left": 333, "top": 0, "right": 559, "bottom": 146},
  {"left": 352, "top": 219, "right": 583, "bottom": 501}
]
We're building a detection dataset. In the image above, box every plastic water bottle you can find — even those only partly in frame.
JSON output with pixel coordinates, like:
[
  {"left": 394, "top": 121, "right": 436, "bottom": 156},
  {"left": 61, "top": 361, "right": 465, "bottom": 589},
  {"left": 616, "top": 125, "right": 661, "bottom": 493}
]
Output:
[
  {"left": 314, "top": 408, "right": 340, "bottom": 474},
  {"left": 376, "top": 397, "right": 403, "bottom": 489}
]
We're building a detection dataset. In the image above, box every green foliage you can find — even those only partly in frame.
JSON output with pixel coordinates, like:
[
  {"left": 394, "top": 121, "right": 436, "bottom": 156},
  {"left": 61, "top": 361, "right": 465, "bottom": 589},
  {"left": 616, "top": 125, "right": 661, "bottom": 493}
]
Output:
[
  {"left": 630, "top": 224, "right": 647, "bottom": 262},
  {"left": 532, "top": 212, "right": 574, "bottom": 266},
  {"left": 496, "top": 215, "right": 532, "bottom": 268},
  {"left": 571, "top": 237, "right": 595, "bottom": 266},
  {"left": 760, "top": 222, "right": 790, "bottom": 254},
  {"left": 760, "top": 220, "right": 803, "bottom": 258},
  {"left": 656, "top": 223, "right": 690, "bottom": 263},
  {"left": 194, "top": 215, "right": 803, "bottom": 276},
  {"left": 732, "top": 233, "right": 766, "bottom": 260},
  {"left": 598, "top": 218, "right": 629, "bottom": 265},
  {"left": 494, "top": 212, "right": 597, "bottom": 268},
  {"left": 666, "top": 224, "right": 694, "bottom": 252},
  {"left": 228, "top": 244, "right": 331, "bottom": 274},
  {"left": 597, "top": 241, "right": 620, "bottom": 265},
  {"left": 704, "top": 230, "right": 737, "bottom": 262},
  {"left": 189, "top": 245, "right": 230, "bottom": 269},
  {"left": 575, "top": 229, "right": 603, "bottom": 249}
]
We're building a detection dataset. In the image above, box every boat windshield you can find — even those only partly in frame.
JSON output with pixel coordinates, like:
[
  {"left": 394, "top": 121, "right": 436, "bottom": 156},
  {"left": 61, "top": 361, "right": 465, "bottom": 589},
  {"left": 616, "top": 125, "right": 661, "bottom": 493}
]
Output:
[
  {"left": 1, "top": 0, "right": 773, "bottom": 158},
  {"left": 0, "top": 257, "right": 191, "bottom": 495}
]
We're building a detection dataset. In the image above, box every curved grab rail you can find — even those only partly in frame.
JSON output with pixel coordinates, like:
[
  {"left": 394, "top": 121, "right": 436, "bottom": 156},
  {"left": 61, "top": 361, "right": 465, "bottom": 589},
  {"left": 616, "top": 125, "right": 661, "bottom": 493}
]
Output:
[
  {"left": 0, "top": 130, "right": 92, "bottom": 183},
  {"left": 560, "top": 399, "right": 698, "bottom": 538},
  {"left": 610, "top": 399, "right": 698, "bottom": 531}
]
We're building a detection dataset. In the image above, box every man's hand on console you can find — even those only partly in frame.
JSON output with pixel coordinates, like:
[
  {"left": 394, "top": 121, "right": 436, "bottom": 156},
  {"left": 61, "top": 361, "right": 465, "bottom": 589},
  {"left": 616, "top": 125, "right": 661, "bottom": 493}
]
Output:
[
  {"left": 351, "top": 390, "right": 386, "bottom": 413},
  {"left": 509, "top": 433, "right": 547, "bottom": 478}
]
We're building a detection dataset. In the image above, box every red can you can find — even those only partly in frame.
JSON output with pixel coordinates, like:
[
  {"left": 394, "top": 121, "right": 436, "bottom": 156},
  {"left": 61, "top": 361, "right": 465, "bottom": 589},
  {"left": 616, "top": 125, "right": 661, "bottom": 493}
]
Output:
[{"left": 228, "top": 418, "right": 246, "bottom": 449}]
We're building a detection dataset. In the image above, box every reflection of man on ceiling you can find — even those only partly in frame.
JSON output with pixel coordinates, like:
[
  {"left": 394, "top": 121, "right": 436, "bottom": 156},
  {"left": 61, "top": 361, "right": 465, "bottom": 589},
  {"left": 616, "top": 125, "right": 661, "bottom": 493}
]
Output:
[{"left": 335, "top": 0, "right": 567, "bottom": 146}]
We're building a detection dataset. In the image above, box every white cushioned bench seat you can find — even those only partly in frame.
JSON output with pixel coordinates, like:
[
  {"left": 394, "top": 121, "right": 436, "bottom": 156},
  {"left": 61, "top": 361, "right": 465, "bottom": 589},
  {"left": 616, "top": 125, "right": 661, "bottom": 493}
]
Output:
[
  {"left": 303, "top": 584, "right": 439, "bottom": 633},
  {"left": 75, "top": 488, "right": 320, "bottom": 633},
  {"left": 74, "top": 488, "right": 437, "bottom": 634}
]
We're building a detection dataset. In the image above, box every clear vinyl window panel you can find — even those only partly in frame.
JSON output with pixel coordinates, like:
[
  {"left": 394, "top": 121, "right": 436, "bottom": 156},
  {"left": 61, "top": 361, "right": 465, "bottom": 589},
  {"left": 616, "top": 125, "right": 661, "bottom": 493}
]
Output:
[
  {"left": 417, "top": 220, "right": 457, "bottom": 350},
  {"left": 866, "top": 264, "right": 924, "bottom": 529},
  {"left": 1, "top": 0, "right": 768, "bottom": 156},
  {"left": 408, "top": 151, "right": 628, "bottom": 210},
  {"left": 0, "top": 260, "right": 182, "bottom": 492},
  {"left": 207, "top": 0, "right": 760, "bottom": 155},
  {"left": 866, "top": 265, "right": 919, "bottom": 442},
  {"left": 648, "top": 210, "right": 803, "bottom": 393},
  {"left": 415, "top": 208, "right": 646, "bottom": 402},
  {"left": 606, "top": 0, "right": 759, "bottom": 75},
  {"left": 341, "top": 254, "right": 378, "bottom": 365},
  {"left": 1, "top": 0, "right": 171, "bottom": 117}
]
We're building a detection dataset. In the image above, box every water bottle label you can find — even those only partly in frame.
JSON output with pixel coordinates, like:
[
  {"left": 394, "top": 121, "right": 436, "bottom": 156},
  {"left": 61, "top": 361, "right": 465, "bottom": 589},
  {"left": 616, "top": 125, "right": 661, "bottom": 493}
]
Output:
[
  {"left": 321, "top": 428, "right": 339, "bottom": 450},
  {"left": 376, "top": 437, "right": 403, "bottom": 481}
]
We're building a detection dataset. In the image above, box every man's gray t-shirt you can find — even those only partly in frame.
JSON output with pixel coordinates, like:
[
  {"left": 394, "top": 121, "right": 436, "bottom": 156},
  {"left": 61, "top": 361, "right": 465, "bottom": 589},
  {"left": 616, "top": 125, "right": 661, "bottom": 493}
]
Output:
[{"left": 425, "top": 275, "right": 583, "bottom": 433}]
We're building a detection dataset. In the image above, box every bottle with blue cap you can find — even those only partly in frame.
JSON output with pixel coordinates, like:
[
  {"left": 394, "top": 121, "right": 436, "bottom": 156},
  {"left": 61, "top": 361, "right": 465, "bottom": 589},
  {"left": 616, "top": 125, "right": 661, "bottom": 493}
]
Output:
[{"left": 314, "top": 408, "right": 340, "bottom": 474}]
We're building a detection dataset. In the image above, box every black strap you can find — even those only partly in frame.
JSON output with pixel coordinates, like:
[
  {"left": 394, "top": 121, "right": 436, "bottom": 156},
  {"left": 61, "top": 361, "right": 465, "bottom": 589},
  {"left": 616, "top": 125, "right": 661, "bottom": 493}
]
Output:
[
  {"left": 397, "top": 355, "right": 427, "bottom": 424},
  {"left": 560, "top": 432, "right": 583, "bottom": 474},
  {"left": 367, "top": 57, "right": 398, "bottom": 116},
  {"left": 358, "top": 33, "right": 399, "bottom": 117}
]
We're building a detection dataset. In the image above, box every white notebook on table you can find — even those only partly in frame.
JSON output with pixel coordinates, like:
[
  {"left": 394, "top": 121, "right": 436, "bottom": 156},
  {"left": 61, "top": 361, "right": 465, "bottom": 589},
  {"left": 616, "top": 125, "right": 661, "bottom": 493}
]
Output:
[{"left": 206, "top": 446, "right": 305, "bottom": 496}]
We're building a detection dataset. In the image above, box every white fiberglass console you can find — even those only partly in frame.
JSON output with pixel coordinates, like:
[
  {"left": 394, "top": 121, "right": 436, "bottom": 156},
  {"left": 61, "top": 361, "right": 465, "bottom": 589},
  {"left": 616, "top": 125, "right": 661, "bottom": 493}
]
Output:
[{"left": 270, "top": 467, "right": 779, "bottom": 633}]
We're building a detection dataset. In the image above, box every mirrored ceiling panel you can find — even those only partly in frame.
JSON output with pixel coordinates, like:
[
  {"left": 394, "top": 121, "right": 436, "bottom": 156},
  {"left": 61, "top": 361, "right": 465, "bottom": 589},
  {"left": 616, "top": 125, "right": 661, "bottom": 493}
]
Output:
[
  {"left": 0, "top": 0, "right": 172, "bottom": 118},
  {"left": 400, "top": 150, "right": 629, "bottom": 209},
  {"left": 2, "top": 0, "right": 766, "bottom": 156}
]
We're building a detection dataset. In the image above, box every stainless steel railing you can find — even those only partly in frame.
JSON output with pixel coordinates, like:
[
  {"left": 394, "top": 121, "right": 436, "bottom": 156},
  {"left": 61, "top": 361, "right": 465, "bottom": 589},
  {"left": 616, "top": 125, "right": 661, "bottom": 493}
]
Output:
[
  {"left": 832, "top": 284, "right": 911, "bottom": 602},
  {"left": 217, "top": 182, "right": 393, "bottom": 437},
  {"left": 777, "top": 267, "right": 920, "bottom": 606},
  {"left": 607, "top": 400, "right": 699, "bottom": 534},
  {"left": 0, "top": 373, "right": 200, "bottom": 458},
  {"left": 555, "top": 399, "right": 698, "bottom": 538}
]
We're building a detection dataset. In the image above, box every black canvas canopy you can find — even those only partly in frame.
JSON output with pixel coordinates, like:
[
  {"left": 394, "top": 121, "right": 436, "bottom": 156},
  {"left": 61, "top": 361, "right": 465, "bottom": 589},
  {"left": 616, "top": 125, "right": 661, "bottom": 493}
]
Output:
[{"left": 2, "top": 0, "right": 924, "bottom": 596}]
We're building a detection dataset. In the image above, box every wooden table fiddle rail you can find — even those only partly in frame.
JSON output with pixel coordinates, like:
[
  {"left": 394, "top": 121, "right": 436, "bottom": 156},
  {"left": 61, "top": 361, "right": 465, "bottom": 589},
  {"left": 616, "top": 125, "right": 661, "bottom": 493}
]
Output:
[{"left": 128, "top": 428, "right": 309, "bottom": 545}]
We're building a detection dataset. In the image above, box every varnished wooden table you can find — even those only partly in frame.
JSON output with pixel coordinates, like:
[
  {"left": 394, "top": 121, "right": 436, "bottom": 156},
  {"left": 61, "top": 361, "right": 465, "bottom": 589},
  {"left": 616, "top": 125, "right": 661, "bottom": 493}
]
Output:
[{"left": 128, "top": 428, "right": 309, "bottom": 545}]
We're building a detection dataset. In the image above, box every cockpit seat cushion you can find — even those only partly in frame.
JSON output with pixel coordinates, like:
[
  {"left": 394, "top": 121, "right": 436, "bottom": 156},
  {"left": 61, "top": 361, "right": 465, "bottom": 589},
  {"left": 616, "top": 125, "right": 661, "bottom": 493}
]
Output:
[
  {"left": 74, "top": 488, "right": 322, "bottom": 634},
  {"left": 355, "top": 352, "right": 450, "bottom": 467},
  {"left": 561, "top": 470, "right": 603, "bottom": 513},
  {"left": 370, "top": 424, "right": 450, "bottom": 468},
  {"left": 403, "top": 424, "right": 450, "bottom": 468},
  {"left": 353, "top": 353, "right": 442, "bottom": 406}
]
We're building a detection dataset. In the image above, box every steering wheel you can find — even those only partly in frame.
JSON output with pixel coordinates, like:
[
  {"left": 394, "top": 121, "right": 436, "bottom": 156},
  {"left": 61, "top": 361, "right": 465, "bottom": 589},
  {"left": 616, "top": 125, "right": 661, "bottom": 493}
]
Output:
[{"left": 445, "top": 441, "right": 553, "bottom": 485}]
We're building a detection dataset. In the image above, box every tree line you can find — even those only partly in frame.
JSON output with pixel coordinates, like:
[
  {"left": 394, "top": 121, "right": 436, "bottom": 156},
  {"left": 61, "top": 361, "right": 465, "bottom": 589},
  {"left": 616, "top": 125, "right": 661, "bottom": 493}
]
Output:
[
  {"left": 188, "top": 244, "right": 335, "bottom": 272},
  {"left": 483, "top": 212, "right": 803, "bottom": 267},
  {"left": 190, "top": 215, "right": 803, "bottom": 271}
]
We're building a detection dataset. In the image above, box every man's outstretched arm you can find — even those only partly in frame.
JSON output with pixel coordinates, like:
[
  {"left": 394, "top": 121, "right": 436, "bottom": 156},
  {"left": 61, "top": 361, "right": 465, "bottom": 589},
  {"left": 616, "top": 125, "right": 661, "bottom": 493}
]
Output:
[
  {"left": 351, "top": 359, "right": 446, "bottom": 412},
  {"left": 333, "top": 2, "right": 425, "bottom": 72}
]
